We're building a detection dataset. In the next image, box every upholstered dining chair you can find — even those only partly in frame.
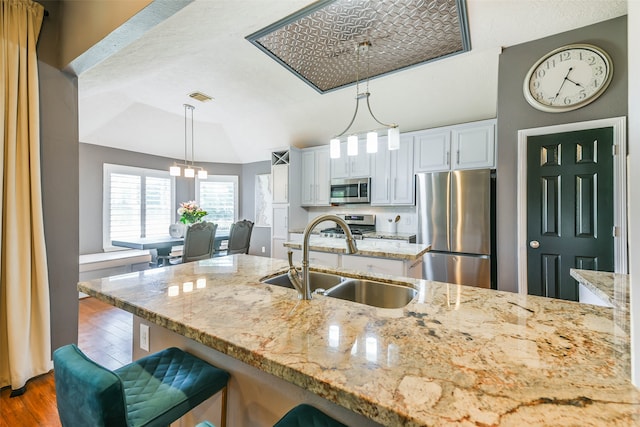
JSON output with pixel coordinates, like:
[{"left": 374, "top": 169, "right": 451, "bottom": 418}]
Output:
[
  {"left": 226, "top": 219, "right": 254, "bottom": 255},
  {"left": 162, "top": 221, "right": 217, "bottom": 265},
  {"left": 53, "top": 344, "right": 230, "bottom": 427}
]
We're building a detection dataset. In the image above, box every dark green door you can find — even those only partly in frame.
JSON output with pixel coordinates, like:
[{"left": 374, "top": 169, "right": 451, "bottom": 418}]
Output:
[{"left": 527, "top": 127, "right": 614, "bottom": 301}]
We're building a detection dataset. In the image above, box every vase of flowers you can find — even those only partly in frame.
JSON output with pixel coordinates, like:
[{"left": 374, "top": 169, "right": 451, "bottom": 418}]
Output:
[{"left": 177, "top": 201, "right": 208, "bottom": 224}]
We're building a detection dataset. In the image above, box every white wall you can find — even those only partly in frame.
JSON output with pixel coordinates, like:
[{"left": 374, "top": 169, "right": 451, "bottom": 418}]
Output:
[{"left": 627, "top": 1, "right": 639, "bottom": 388}]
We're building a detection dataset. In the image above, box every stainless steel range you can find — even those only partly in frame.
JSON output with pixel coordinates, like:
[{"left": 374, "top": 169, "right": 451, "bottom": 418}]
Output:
[{"left": 319, "top": 214, "right": 375, "bottom": 240}]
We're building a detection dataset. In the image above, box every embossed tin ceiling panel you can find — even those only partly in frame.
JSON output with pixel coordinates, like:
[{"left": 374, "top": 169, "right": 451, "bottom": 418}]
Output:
[{"left": 247, "top": 0, "right": 470, "bottom": 93}]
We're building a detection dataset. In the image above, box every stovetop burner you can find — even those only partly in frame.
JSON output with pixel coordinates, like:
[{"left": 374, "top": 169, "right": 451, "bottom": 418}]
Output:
[{"left": 318, "top": 213, "right": 375, "bottom": 240}]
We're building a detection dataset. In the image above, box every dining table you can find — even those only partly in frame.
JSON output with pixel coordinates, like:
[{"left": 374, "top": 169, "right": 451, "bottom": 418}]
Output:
[{"left": 112, "top": 232, "right": 229, "bottom": 266}]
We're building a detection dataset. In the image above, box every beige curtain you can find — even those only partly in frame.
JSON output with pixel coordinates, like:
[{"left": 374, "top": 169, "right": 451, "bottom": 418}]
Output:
[{"left": 0, "top": 0, "right": 51, "bottom": 392}]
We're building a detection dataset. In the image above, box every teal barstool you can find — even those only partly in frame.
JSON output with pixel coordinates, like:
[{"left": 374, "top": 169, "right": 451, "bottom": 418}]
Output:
[
  {"left": 53, "top": 344, "right": 229, "bottom": 427},
  {"left": 274, "top": 404, "right": 347, "bottom": 427}
]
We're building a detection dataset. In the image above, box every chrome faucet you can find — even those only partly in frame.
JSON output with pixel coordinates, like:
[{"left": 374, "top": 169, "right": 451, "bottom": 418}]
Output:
[{"left": 287, "top": 214, "right": 358, "bottom": 300}]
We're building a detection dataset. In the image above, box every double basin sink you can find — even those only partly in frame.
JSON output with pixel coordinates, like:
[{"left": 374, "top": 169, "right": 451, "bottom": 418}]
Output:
[{"left": 261, "top": 271, "right": 416, "bottom": 309}]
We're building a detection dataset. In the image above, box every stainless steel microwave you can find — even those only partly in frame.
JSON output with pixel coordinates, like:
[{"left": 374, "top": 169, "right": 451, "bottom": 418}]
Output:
[{"left": 330, "top": 178, "right": 371, "bottom": 204}]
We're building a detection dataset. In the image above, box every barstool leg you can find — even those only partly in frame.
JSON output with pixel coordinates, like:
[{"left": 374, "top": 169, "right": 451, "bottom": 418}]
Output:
[{"left": 220, "top": 386, "right": 228, "bottom": 427}]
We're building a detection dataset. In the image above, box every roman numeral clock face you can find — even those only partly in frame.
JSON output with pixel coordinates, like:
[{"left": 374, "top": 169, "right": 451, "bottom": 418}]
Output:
[{"left": 523, "top": 44, "right": 613, "bottom": 113}]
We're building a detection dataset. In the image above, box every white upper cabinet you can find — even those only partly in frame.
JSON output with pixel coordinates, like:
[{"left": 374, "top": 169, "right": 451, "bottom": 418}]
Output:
[
  {"left": 272, "top": 164, "right": 289, "bottom": 203},
  {"left": 452, "top": 121, "right": 495, "bottom": 170},
  {"left": 330, "top": 140, "right": 371, "bottom": 179},
  {"left": 301, "top": 147, "right": 330, "bottom": 206},
  {"left": 414, "top": 119, "right": 496, "bottom": 173},
  {"left": 371, "top": 136, "right": 415, "bottom": 206}
]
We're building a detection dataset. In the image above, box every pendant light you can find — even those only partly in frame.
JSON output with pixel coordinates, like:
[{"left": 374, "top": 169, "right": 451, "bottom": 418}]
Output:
[
  {"left": 169, "top": 104, "right": 208, "bottom": 179},
  {"left": 329, "top": 41, "right": 399, "bottom": 159}
]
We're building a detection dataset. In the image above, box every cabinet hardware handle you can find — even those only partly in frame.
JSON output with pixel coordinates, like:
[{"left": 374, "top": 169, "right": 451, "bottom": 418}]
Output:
[
  {"left": 456, "top": 150, "right": 460, "bottom": 164},
  {"left": 446, "top": 151, "right": 450, "bottom": 165}
]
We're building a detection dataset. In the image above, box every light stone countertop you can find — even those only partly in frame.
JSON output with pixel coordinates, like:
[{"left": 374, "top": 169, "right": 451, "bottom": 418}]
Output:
[
  {"left": 283, "top": 236, "right": 430, "bottom": 260},
  {"left": 78, "top": 255, "right": 640, "bottom": 426},
  {"left": 362, "top": 231, "right": 417, "bottom": 242},
  {"left": 570, "top": 268, "right": 630, "bottom": 333}
]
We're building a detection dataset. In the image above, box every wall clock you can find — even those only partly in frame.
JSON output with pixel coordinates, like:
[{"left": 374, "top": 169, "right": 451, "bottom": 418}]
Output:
[{"left": 523, "top": 43, "right": 613, "bottom": 113}]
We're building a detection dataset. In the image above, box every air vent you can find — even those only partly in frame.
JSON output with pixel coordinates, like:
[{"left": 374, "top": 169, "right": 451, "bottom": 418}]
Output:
[{"left": 188, "top": 92, "right": 213, "bottom": 102}]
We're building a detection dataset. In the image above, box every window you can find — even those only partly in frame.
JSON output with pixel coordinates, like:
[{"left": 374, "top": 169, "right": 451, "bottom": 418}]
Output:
[
  {"left": 103, "top": 164, "right": 175, "bottom": 249},
  {"left": 197, "top": 175, "right": 238, "bottom": 233}
]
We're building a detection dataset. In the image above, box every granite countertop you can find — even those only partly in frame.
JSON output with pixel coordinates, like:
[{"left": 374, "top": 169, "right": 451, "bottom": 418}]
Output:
[
  {"left": 570, "top": 268, "right": 630, "bottom": 333},
  {"left": 362, "top": 231, "right": 417, "bottom": 242},
  {"left": 283, "top": 236, "right": 430, "bottom": 261},
  {"left": 78, "top": 255, "right": 639, "bottom": 426}
]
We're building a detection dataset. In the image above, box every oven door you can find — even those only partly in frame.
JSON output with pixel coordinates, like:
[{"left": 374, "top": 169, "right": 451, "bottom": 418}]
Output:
[{"left": 330, "top": 178, "right": 370, "bottom": 204}]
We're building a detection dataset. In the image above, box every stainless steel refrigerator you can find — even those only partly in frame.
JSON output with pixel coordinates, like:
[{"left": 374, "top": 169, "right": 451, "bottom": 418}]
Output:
[{"left": 416, "top": 169, "right": 496, "bottom": 289}]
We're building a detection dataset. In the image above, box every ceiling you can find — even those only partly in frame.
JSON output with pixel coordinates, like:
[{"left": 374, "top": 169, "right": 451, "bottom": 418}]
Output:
[{"left": 78, "top": 0, "right": 627, "bottom": 164}]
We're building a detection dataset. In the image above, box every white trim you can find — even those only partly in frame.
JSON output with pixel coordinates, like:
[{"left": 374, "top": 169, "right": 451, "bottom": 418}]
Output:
[{"left": 516, "top": 116, "right": 627, "bottom": 295}]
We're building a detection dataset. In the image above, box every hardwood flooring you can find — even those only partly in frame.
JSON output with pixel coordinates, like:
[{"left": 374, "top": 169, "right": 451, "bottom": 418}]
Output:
[{"left": 0, "top": 297, "right": 132, "bottom": 427}]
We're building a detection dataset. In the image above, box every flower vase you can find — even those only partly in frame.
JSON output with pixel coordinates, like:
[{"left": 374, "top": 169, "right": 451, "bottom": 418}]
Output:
[{"left": 169, "top": 222, "right": 187, "bottom": 238}]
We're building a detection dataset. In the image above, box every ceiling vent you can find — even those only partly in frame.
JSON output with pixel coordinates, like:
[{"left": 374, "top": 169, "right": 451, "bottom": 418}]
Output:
[
  {"left": 188, "top": 92, "right": 213, "bottom": 102},
  {"left": 246, "top": 0, "right": 471, "bottom": 93}
]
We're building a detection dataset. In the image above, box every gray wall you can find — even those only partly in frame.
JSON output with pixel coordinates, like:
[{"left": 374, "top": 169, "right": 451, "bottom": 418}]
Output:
[
  {"left": 79, "top": 143, "right": 245, "bottom": 254},
  {"left": 496, "top": 16, "right": 627, "bottom": 292},
  {"left": 39, "top": 61, "right": 80, "bottom": 351},
  {"left": 241, "top": 161, "right": 272, "bottom": 257}
]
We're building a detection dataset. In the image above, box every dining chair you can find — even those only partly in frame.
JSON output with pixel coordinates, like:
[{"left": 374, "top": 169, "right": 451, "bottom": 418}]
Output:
[
  {"left": 162, "top": 221, "right": 217, "bottom": 265},
  {"left": 53, "top": 344, "right": 230, "bottom": 427},
  {"left": 225, "top": 219, "right": 254, "bottom": 255}
]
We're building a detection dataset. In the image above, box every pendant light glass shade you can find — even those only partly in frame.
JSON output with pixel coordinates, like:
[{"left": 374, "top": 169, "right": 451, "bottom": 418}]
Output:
[
  {"left": 366, "top": 131, "right": 378, "bottom": 153},
  {"left": 197, "top": 169, "right": 208, "bottom": 179},
  {"left": 388, "top": 126, "right": 400, "bottom": 150},
  {"left": 184, "top": 167, "right": 195, "bottom": 178},
  {"left": 170, "top": 165, "right": 181, "bottom": 176},
  {"left": 330, "top": 138, "right": 341, "bottom": 159},
  {"left": 347, "top": 135, "right": 358, "bottom": 156}
]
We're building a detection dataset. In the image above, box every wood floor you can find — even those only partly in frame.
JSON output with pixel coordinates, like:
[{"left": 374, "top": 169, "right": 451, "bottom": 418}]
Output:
[{"left": 0, "top": 297, "right": 132, "bottom": 427}]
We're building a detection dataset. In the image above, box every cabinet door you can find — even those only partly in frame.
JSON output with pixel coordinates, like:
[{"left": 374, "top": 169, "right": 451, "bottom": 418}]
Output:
[
  {"left": 272, "top": 205, "right": 288, "bottom": 239},
  {"left": 314, "top": 147, "right": 330, "bottom": 205},
  {"left": 452, "top": 121, "right": 495, "bottom": 170},
  {"left": 330, "top": 143, "right": 350, "bottom": 179},
  {"left": 301, "top": 151, "right": 315, "bottom": 206},
  {"left": 272, "top": 164, "right": 289, "bottom": 203},
  {"left": 349, "top": 140, "right": 371, "bottom": 177},
  {"left": 330, "top": 140, "right": 370, "bottom": 179},
  {"left": 390, "top": 136, "right": 415, "bottom": 205},
  {"left": 342, "top": 255, "right": 405, "bottom": 276},
  {"left": 414, "top": 130, "right": 451, "bottom": 172},
  {"left": 370, "top": 138, "right": 390, "bottom": 205}
]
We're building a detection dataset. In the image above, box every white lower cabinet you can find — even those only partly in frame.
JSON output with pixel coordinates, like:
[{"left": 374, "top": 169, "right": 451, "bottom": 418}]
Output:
[
  {"left": 342, "top": 255, "right": 423, "bottom": 279},
  {"left": 342, "top": 255, "right": 405, "bottom": 276},
  {"left": 289, "top": 249, "right": 340, "bottom": 268}
]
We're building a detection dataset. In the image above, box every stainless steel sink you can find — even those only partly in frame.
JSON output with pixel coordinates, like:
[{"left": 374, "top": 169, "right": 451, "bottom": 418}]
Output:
[
  {"left": 261, "top": 271, "right": 416, "bottom": 308},
  {"left": 324, "top": 279, "right": 417, "bottom": 309},
  {"left": 261, "top": 271, "right": 343, "bottom": 292}
]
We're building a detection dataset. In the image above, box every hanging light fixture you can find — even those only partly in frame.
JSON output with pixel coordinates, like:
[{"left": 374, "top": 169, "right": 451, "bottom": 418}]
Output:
[
  {"left": 169, "top": 104, "right": 208, "bottom": 179},
  {"left": 329, "top": 41, "right": 399, "bottom": 159}
]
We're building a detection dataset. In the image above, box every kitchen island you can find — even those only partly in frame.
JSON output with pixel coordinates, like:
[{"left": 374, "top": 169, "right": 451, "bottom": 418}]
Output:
[{"left": 78, "top": 255, "right": 639, "bottom": 426}]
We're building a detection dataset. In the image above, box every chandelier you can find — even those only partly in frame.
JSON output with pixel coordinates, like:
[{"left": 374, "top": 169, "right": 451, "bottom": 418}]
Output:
[
  {"left": 169, "top": 104, "right": 208, "bottom": 179},
  {"left": 329, "top": 41, "right": 400, "bottom": 159}
]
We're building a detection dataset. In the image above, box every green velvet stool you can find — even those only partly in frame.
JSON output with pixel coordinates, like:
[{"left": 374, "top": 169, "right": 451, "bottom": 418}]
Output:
[
  {"left": 53, "top": 344, "right": 229, "bottom": 427},
  {"left": 274, "top": 404, "right": 347, "bottom": 427}
]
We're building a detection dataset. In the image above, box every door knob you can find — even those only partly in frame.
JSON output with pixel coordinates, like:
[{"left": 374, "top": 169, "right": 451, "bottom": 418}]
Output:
[{"left": 529, "top": 240, "right": 540, "bottom": 249}]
